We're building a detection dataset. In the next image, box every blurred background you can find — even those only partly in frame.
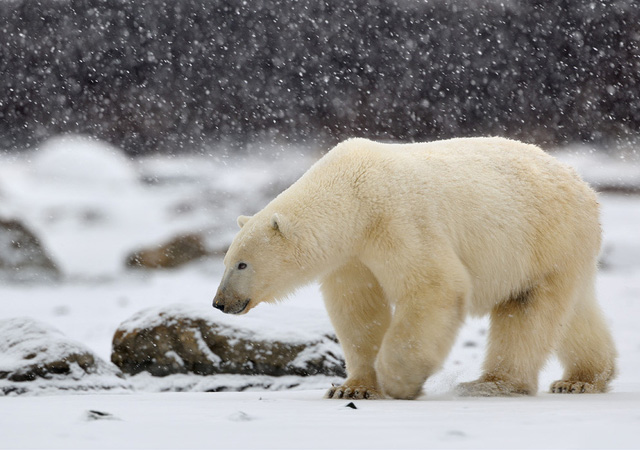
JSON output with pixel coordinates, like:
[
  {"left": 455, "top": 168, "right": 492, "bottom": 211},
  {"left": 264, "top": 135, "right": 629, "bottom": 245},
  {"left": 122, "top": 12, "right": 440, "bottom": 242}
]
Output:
[
  {"left": 1, "top": 0, "right": 640, "bottom": 282},
  {"left": 2, "top": 0, "right": 639, "bottom": 156}
]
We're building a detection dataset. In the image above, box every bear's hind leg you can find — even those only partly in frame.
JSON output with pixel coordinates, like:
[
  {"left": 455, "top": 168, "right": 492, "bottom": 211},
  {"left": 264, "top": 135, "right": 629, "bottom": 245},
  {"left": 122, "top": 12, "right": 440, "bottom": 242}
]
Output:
[
  {"left": 321, "top": 259, "right": 391, "bottom": 400},
  {"left": 458, "top": 274, "right": 576, "bottom": 397},
  {"left": 551, "top": 283, "right": 616, "bottom": 393}
]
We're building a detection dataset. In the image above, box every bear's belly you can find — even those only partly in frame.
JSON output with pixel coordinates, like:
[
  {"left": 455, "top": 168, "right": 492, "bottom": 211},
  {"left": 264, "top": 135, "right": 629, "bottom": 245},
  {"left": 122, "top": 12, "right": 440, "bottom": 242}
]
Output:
[{"left": 463, "top": 257, "right": 538, "bottom": 317}]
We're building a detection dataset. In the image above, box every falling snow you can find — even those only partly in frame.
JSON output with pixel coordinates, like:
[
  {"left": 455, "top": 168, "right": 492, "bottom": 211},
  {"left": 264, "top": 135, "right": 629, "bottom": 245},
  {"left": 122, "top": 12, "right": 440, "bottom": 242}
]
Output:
[
  {"left": 1, "top": 0, "right": 640, "bottom": 155},
  {"left": 1, "top": 1, "right": 640, "bottom": 448}
]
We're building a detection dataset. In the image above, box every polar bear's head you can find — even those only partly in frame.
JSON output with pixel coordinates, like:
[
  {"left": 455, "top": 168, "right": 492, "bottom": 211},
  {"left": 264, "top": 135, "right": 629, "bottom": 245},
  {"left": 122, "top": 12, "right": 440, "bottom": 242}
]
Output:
[{"left": 212, "top": 212, "right": 307, "bottom": 314}]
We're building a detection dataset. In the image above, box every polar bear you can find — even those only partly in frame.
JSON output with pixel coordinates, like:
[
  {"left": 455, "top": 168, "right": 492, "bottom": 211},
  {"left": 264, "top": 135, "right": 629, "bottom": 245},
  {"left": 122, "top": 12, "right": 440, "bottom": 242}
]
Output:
[{"left": 212, "top": 137, "right": 617, "bottom": 400}]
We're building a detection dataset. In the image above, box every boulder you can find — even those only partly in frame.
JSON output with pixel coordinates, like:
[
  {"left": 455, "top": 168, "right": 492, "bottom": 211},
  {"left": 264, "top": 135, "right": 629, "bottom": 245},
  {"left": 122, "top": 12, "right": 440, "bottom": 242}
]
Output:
[
  {"left": 32, "top": 135, "right": 137, "bottom": 187},
  {"left": 0, "top": 219, "right": 61, "bottom": 282},
  {"left": 112, "top": 306, "right": 345, "bottom": 378},
  {"left": 125, "top": 233, "right": 209, "bottom": 269},
  {"left": 0, "top": 317, "right": 130, "bottom": 395}
]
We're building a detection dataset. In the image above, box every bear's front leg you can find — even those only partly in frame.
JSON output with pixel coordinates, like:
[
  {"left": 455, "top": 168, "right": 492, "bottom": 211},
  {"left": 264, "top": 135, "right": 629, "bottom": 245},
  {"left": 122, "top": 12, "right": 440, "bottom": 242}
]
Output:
[
  {"left": 375, "top": 282, "right": 465, "bottom": 400},
  {"left": 321, "top": 260, "right": 391, "bottom": 400}
]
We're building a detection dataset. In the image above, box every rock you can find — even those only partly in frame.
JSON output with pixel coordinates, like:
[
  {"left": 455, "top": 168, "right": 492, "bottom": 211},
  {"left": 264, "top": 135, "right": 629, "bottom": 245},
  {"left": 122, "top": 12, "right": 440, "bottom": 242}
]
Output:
[
  {"left": 0, "top": 219, "right": 61, "bottom": 282},
  {"left": 112, "top": 306, "right": 345, "bottom": 378},
  {"left": 84, "top": 410, "right": 120, "bottom": 421},
  {"left": 0, "top": 317, "right": 130, "bottom": 395},
  {"left": 125, "top": 233, "right": 209, "bottom": 269}
]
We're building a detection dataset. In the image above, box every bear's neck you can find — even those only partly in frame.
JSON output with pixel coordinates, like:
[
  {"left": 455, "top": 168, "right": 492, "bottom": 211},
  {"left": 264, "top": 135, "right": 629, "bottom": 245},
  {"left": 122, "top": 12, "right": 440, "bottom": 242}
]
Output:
[{"left": 271, "top": 160, "right": 367, "bottom": 273}]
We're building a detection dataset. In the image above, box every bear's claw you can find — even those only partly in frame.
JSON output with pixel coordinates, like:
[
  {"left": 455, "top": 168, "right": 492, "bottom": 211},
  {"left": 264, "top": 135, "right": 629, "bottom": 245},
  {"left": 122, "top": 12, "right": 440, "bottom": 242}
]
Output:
[{"left": 325, "top": 384, "right": 380, "bottom": 400}]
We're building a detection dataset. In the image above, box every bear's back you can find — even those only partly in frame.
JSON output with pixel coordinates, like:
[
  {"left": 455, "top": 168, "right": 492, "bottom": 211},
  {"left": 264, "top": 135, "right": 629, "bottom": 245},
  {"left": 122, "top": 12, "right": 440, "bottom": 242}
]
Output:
[
  {"left": 332, "top": 137, "right": 601, "bottom": 314},
  {"left": 335, "top": 137, "right": 593, "bottom": 209}
]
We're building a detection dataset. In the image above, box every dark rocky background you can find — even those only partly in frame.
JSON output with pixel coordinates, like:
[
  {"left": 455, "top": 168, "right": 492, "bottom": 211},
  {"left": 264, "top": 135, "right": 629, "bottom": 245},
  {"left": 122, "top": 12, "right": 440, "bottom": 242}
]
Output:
[{"left": 2, "top": 0, "right": 639, "bottom": 156}]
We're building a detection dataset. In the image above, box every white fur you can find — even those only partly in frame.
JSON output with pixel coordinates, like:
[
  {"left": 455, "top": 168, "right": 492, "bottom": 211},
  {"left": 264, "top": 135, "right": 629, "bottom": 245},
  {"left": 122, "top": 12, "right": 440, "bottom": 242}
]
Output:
[{"left": 214, "top": 137, "right": 617, "bottom": 399}]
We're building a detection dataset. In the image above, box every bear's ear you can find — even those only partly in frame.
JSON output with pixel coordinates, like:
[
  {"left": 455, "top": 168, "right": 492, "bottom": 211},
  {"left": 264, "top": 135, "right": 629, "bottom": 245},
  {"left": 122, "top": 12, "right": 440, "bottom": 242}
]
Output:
[
  {"left": 237, "top": 215, "right": 252, "bottom": 228},
  {"left": 270, "top": 213, "right": 291, "bottom": 236}
]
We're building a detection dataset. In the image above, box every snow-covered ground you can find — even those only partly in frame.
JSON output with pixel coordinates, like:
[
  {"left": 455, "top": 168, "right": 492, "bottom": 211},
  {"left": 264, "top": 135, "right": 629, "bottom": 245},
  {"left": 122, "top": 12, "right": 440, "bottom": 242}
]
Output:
[{"left": 0, "top": 136, "right": 639, "bottom": 449}]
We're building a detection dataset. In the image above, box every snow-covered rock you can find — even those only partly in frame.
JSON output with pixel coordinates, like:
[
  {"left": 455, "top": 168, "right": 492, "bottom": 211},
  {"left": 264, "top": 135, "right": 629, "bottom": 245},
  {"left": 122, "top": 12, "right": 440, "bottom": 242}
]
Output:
[
  {"left": 0, "top": 317, "right": 130, "bottom": 395},
  {"left": 111, "top": 305, "right": 345, "bottom": 378},
  {"left": 31, "top": 135, "right": 137, "bottom": 187},
  {"left": 0, "top": 219, "right": 60, "bottom": 282}
]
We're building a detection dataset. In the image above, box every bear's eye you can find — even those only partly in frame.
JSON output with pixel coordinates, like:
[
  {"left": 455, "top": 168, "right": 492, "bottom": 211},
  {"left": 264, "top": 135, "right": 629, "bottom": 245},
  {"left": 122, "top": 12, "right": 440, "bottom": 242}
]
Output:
[{"left": 237, "top": 262, "right": 247, "bottom": 270}]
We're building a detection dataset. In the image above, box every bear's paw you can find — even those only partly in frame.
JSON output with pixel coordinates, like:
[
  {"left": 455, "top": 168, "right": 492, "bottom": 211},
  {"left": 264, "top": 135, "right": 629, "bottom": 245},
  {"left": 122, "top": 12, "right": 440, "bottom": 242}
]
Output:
[
  {"left": 550, "top": 380, "right": 605, "bottom": 394},
  {"left": 456, "top": 379, "right": 533, "bottom": 397},
  {"left": 325, "top": 383, "right": 381, "bottom": 400}
]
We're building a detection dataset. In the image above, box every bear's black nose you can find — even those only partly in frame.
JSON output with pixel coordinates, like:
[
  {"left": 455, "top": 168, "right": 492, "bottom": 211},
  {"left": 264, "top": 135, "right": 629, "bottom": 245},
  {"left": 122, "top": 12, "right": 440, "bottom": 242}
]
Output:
[{"left": 213, "top": 301, "right": 225, "bottom": 312}]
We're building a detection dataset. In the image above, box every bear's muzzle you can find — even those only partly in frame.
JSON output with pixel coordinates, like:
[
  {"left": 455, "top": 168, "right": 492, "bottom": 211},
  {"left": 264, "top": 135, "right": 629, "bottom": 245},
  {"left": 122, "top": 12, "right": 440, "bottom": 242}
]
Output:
[{"left": 212, "top": 294, "right": 250, "bottom": 315}]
